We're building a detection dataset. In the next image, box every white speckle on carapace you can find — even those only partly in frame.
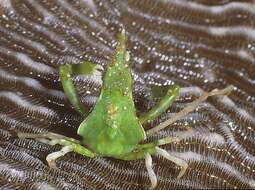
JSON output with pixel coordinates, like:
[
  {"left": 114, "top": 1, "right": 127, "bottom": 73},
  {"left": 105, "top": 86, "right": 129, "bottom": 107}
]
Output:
[{"left": 112, "top": 122, "right": 118, "bottom": 129}]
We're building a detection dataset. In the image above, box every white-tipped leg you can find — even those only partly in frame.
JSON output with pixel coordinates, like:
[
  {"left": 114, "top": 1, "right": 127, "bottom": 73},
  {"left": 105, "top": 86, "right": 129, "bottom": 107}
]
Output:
[
  {"left": 156, "top": 147, "right": 188, "bottom": 179},
  {"left": 46, "top": 145, "right": 74, "bottom": 168},
  {"left": 35, "top": 138, "right": 51, "bottom": 144},
  {"left": 36, "top": 138, "right": 60, "bottom": 146},
  {"left": 146, "top": 85, "right": 234, "bottom": 136},
  {"left": 17, "top": 132, "right": 81, "bottom": 144},
  {"left": 157, "top": 127, "right": 194, "bottom": 146},
  {"left": 145, "top": 153, "right": 157, "bottom": 190}
]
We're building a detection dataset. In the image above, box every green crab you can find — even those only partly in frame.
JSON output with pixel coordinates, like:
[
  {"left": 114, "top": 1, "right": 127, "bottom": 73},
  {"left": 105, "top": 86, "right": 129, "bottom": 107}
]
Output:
[{"left": 18, "top": 29, "right": 234, "bottom": 189}]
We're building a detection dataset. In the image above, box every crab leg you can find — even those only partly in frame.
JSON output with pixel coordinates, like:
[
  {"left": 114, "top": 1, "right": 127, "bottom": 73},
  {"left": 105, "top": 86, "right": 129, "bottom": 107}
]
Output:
[
  {"left": 156, "top": 147, "right": 188, "bottom": 179},
  {"left": 46, "top": 145, "right": 74, "bottom": 168},
  {"left": 139, "top": 85, "right": 180, "bottom": 124},
  {"left": 59, "top": 62, "right": 103, "bottom": 116},
  {"left": 146, "top": 85, "right": 234, "bottom": 136},
  {"left": 18, "top": 132, "right": 96, "bottom": 167},
  {"left": 145, "top": 152, "right": 157, "bottom": 190},
  {"left": 18, "top": 132, "right": 80, "bottom": 144}
]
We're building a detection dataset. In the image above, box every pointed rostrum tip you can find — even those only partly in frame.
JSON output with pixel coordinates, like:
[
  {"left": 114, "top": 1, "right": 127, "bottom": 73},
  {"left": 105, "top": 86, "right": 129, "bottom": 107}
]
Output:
[
  {"left": 121, "top": 28, "right": 125, "bottom": 36},
  {"left": 117, "top": 28, "right": 127, "bottom": 46}
]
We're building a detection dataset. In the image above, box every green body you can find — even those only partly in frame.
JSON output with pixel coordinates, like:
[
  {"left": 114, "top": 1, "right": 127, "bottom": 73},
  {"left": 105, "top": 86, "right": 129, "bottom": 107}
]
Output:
[
  {"left": 77, "top": 33, "right": 145, "bottom": 156},
  {"left": 59, "top": 30, "right": 179, "bottom": 159}
]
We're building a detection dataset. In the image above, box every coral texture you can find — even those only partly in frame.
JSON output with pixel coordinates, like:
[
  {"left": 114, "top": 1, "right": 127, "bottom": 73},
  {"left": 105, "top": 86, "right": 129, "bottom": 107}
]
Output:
[{"left": 0, "top": 0, "right": 254, "bottom": 189}]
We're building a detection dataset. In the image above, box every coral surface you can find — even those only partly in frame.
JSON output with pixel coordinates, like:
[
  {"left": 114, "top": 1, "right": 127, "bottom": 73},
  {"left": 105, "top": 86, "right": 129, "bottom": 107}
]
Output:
[{"left": 0, "top": 0, "right": 254, "bottom": 189}]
